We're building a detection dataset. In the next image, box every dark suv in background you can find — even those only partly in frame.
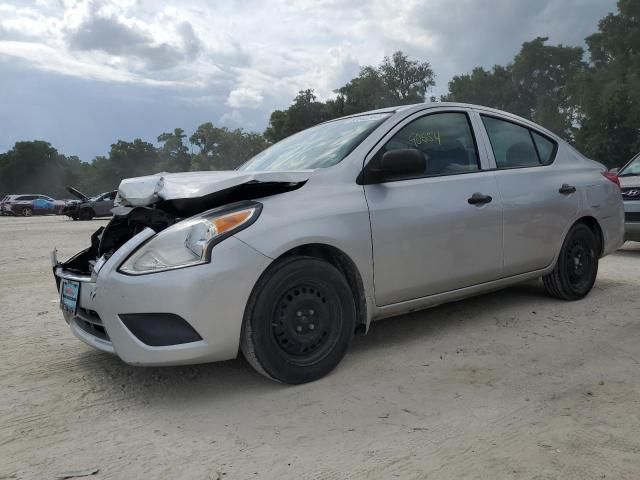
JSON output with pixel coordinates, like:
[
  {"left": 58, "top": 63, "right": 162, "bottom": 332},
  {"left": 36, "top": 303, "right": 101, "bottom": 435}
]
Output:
[{"left": 63, "top": 188, "right": 117, "bottom": 220}]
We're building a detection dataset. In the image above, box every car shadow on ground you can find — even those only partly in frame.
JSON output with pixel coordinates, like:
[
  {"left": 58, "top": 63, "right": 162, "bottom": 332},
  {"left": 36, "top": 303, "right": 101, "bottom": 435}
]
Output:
[{"left": 72, "top": 277, "right": 621, "bottom": 403}]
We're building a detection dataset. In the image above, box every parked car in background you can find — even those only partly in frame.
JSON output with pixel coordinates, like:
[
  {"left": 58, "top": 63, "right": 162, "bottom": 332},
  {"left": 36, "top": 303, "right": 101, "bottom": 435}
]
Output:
[
  {"left": 63, "top": 188, "right": 117, "bottom": 220},
  {"left": 53, "top": 103, "right": 624, "bottom": 384},
  {"left": 0, "top": 194, "right": 67, "bottom": 216},
  {"left": 614, "top": 152, "right": 640, "bottom": 242}
]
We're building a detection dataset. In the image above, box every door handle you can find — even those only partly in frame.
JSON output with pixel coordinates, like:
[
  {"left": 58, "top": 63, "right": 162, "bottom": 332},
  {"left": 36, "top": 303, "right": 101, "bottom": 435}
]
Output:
[
  {"left": 559, "top": 184, "right": 576, "bottom": 195},
  {"left": 467, "top": 192, "right": 493, "bottom": 205}
]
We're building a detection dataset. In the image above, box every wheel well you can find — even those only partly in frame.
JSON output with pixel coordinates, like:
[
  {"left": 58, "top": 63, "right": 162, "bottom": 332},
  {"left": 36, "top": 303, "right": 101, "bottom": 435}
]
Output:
[
  {"left": 575, "top": 216, "right": 604, "bottom": 256},
  {"left": 278, "top": 244, "right": 367, "bottom": 330}
]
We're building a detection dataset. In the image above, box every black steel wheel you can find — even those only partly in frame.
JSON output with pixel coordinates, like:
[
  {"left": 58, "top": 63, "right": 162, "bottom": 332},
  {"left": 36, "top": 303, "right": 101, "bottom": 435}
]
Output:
[
  {"left": 543, "top": 223, "right": 599, "bottom": 300},
  {"left": 241, "top": 256, "right": 356, "bottom": 384}
]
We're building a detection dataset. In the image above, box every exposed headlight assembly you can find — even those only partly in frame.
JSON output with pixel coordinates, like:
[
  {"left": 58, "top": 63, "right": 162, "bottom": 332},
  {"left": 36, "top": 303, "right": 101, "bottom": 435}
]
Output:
[{"left": 119, "top": 203, "right": 261, "bottom": 275}]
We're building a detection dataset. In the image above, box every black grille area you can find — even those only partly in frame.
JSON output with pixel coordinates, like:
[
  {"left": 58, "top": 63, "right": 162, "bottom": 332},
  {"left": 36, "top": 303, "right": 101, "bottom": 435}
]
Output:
[
  {"left": 75, "top": 318, "right": 110, "bottom": 341},
  {"left": 625, "top": 212, "right": 640, "bottom": 223},
  {"left": 74, "top": 308, "right": 110, "bottom": 341},
  {"left": 119, "top": 313, "right": 202, "bottom": 346}
]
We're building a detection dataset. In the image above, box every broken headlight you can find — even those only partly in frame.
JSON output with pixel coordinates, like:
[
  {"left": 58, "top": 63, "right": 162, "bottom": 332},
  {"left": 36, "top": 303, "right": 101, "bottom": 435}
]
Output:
[{"left": 119, "top": 204, "right": 261, "bottom": 275}]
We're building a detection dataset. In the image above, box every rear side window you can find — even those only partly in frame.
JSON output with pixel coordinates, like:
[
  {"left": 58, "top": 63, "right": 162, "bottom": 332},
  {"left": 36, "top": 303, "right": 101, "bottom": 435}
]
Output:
[
  {"left": 380, "top": 112, "right": 480, "bottom": 177},
  {"left": 17, "top": 195, "right": 36, "bottom": 201},
  {"left": 481, "top": 116, "right": 557, "bottom": 168},
  {"left": 531, "top": 131, "right": 555, "bottom": 164}
]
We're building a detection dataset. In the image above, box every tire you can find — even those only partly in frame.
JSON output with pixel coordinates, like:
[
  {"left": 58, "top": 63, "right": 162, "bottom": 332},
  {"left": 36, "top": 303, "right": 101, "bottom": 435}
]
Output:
[
  {"left": 79, "top": 209, "right": 94, "bottom": 221},
  {"left": 543, "top": 223, "right": 599, "bottom": 300},
  {"left": 241, "top": 256, "right": 356, "bottom": 384},
  {"left": 21, "top": 207, "right": 32, "bottom": 217}
]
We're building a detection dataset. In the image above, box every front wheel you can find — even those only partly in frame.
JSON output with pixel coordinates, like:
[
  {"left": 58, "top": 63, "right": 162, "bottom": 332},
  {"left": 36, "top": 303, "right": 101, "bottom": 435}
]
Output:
[
  {"left": 543, "top": 223, "right": 599, "bottom": 300},
  {"left": 79, "top": 209, "right": 94, "bottom": 220},
  {"left": 241, "top": 256, "right": 356, "bottom": 384}
]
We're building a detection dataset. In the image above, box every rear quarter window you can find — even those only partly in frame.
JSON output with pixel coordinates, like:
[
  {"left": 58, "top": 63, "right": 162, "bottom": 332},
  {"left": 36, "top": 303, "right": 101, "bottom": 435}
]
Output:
[{"left": 531, "top": 131, "right": 556, "bottom": 165}]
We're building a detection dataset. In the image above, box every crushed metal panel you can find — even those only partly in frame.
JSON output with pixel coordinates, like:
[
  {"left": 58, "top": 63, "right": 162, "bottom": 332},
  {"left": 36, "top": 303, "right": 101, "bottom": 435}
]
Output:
[{"left": 118, "top": 170, "right": 313, "bottom": 207}]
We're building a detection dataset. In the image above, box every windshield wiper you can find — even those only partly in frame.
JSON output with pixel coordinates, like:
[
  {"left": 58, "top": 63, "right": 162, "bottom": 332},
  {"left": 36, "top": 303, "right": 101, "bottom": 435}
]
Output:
[{"left": 618, "top": 172, "right": 640, "bottom": 177}]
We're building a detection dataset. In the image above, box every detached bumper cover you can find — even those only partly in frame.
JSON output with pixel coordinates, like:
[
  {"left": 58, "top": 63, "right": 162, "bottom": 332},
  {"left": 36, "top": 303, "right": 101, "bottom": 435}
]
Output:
[{"left": 54, "top": 228, "right": 272, "bottom": 366}]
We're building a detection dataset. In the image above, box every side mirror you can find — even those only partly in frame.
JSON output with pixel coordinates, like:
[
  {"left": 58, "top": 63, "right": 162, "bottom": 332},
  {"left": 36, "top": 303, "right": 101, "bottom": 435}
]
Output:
[
  {"left": 609, "top": 167, "right": 619, "bottom": 173},
  {"left": 375, "top": 148, "right": 425, "bottom": 179}
]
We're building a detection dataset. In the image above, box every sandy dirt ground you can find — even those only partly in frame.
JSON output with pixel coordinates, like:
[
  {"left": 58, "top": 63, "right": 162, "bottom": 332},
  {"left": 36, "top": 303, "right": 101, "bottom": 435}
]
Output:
[{"left": 1, "top": 215, "right": 639, "bottom": 479}]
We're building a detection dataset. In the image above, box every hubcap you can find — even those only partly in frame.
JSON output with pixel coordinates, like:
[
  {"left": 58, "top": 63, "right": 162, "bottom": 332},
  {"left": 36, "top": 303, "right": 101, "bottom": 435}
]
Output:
[
  {"left": 566, "top": 241, "right": 592, "bottom": 288},
  {"left": 271, "top": 285, "right": 333, "bottom": 357}
]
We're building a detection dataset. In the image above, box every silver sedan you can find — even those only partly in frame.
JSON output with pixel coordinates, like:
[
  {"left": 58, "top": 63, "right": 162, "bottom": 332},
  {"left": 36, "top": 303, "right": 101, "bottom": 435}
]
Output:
[{"left": 53, "top": 103, "right": 624, "bottom": 384}]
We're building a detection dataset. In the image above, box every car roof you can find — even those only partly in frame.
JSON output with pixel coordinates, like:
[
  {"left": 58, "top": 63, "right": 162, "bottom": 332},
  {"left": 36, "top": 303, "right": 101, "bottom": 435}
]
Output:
[{"left": 327, "top": 102, "right": 561, "bottom": 141}]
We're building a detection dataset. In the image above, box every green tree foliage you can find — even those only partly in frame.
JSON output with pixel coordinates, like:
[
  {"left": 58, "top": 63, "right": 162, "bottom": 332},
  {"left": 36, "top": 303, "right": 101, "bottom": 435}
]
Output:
[
  {"left": 157, "top": 128, "right": 190, "bottom": 172},
  {"left": 266, "top": 52, "right": 435, "bottom": 140},
  {"left": 190, "top": 122, "right": 269, "bottom": 170},
  {"left": 444, "top": 37, "right": 585, "bottom": 140},
  {"left": 0, "top": 141, "right": 92, "bottom": 198},
  {"left": 265, "top": 90, "right": 333, "bottom": 143},
  {"left": 574, "top": 0, "right": 640, "bottom": 166},
  {"left": 379, "top": 51, "right": 436, "bottom": 102}
]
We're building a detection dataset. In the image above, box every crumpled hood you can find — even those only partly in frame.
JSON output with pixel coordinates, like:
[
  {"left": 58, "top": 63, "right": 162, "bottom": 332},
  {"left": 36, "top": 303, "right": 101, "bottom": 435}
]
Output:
[{"left": 117, "top": 170, "right": 312, "bottom": 207}]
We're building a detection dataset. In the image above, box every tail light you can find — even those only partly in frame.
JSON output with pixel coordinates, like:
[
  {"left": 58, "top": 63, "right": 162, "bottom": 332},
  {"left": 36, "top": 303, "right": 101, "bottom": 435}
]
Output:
[{"left": 602, "top": 171, "right": 620, "bottom": 187}]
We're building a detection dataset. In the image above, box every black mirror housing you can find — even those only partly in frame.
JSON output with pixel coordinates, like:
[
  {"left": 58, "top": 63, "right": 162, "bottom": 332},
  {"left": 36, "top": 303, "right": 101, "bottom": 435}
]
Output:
[{"left": 359, "top": 148, "right": 426, "bottom": 184}]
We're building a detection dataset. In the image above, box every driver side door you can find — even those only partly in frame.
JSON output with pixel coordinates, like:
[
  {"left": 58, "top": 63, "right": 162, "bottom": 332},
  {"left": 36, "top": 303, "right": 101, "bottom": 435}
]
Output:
[{"left": 363, "top": 109, "right": 504, "bottom": 306}]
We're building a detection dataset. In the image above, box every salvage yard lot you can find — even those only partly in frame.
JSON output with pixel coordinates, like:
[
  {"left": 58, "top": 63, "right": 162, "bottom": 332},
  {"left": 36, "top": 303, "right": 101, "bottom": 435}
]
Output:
[{"left": 1, "top": 215, "right": 639, "bottom": 479}]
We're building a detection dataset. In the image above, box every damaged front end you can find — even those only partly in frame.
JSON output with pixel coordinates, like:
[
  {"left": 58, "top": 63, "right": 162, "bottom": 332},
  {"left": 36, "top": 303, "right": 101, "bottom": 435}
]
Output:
[{"left": 54, "top": 170, "right": 309, "bottom": 277}]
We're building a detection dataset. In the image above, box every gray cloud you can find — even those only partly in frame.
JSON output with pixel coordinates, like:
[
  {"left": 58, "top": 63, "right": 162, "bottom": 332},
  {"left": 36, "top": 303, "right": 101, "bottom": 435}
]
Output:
[
  {"left": 405, "top": 0, "right": 616, "bottom": 94},
  {"left": 0, "top": 0, "right": 620, "bottom": 160},
  {"left": 67, "top": 15, "right": 203, "bottom": 71}
]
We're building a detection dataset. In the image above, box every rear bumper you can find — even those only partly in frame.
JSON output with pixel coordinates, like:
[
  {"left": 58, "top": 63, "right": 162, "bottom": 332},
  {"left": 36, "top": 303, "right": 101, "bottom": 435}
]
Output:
[{"left": 54, "top": 228, "right": 272, "bottom": 366}]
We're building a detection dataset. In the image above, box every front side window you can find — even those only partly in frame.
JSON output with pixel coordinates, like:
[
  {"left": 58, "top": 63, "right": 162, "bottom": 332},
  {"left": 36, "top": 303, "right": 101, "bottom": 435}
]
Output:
[
  {"left": 378, "top": 112, "right": 480, "bottom": 177},
  {"left": 239, "top": 113, "right": 390, "bottom": 172},
  {"left": 482, "top": 115, "right": 556, "bottom": 168}
]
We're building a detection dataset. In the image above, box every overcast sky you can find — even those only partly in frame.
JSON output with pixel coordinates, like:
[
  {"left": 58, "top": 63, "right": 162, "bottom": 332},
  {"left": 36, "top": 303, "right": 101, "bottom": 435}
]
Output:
[{"left": 0, "top": 0, "right": 617, "bottom": 160}]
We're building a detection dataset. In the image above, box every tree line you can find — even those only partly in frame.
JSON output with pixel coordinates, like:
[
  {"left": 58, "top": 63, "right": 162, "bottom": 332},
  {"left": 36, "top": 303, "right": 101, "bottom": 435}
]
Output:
[{"left": 1, "top": 0, "right": 637, "bottom": 199}]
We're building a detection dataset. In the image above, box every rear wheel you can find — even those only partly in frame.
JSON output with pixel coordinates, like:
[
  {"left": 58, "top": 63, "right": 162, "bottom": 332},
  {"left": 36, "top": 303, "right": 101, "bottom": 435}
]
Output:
[
  {"left": 241, "top": 256, "right": 356, "bottom": 384},
  {"left": 21, "top": 207, "right": 32, "bottom": 217},
  {"left": 543, "top": 223, "right": 599, "bottom": 300}
]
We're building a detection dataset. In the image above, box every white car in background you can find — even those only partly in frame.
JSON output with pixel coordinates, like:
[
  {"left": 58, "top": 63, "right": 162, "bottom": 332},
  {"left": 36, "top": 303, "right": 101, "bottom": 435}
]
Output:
[{"left": 614, "top": 152, "right": 640, "bottom": 242}]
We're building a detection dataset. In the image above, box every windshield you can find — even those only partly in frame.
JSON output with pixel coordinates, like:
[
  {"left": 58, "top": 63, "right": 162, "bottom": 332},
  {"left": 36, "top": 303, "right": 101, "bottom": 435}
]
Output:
[
  {"left": 619, "top": 153, "right": 640, "bottom": 176},
  {"left": 239, "top": 113, "right": 390, "bottom": 171}
]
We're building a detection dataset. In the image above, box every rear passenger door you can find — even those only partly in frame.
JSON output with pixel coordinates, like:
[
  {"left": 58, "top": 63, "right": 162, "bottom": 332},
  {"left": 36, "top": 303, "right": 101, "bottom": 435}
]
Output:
[{"left": 478, "top": 113, "right": 579, "bottom": 276}]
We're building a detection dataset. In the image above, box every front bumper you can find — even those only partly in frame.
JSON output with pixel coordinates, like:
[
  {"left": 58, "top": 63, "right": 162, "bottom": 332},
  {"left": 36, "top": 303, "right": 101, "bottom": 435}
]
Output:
[{"left": 54, "top": 228, "right": 272, "bottom": 366}]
